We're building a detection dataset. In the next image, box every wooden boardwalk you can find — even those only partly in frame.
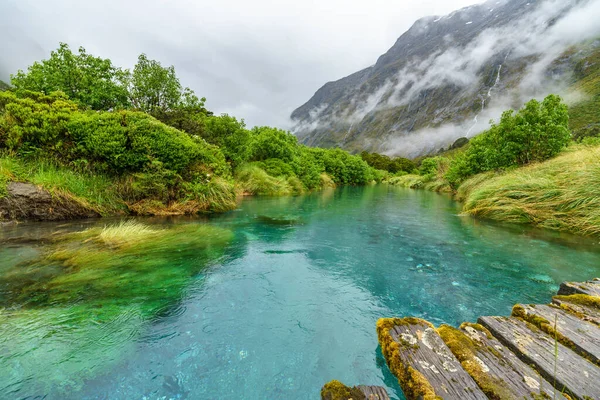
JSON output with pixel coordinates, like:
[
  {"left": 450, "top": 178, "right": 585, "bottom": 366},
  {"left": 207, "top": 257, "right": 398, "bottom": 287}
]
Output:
[{"left": 322, "top": 278, "right": 600, "bottom": 400}]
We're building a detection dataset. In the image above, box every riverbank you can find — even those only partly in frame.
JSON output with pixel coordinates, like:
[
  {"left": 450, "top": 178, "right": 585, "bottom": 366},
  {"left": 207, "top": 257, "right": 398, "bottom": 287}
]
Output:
[
  {"left": 0, "top": 154, "right": 355, "bottom": 221},
  {"left": 388, "top": 143, "right": 600, "bottom": 238}
]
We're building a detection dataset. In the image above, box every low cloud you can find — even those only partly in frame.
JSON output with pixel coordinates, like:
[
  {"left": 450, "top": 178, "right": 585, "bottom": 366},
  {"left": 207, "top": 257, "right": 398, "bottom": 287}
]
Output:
[
  {"left": 0, "top": 0, "right": 482, "bottom": 128},
  {"left": 296, "top": 0, "right": 600, "bottom": 157}
]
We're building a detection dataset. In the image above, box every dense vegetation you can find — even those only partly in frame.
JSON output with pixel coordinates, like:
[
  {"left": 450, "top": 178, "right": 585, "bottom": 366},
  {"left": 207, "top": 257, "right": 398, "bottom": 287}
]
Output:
[
  {"left": 0, "top": 44, "right": 382, "bottom": 216},
  {"left": 360, "top": 151, "right": 416, "bottom": 174},
  {"left": 445, "top": 94, "right": 571, "bottom": 187},
  {"left": 389, "top": 92, "right": 600, "bottom": 236}
]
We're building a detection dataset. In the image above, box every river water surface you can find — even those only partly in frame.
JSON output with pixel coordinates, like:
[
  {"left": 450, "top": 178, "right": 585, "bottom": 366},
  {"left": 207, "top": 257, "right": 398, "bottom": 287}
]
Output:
[{"left": 1, "top": 186, "right": 599, "bottom": 399}]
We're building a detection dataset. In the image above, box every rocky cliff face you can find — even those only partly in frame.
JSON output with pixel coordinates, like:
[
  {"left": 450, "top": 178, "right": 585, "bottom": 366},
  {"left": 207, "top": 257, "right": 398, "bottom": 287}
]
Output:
[{"left": 291, "top": 0, "right": 600, "bottom": 157}]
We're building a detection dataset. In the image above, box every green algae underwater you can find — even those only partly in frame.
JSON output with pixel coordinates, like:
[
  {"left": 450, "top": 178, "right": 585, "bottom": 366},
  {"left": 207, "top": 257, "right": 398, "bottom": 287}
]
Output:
[
  {"left": 0, "top": 220, "right": 232, "bottom": 396},
  {"left": 2, "top": 186, "right": 600, "bottom": 400}
]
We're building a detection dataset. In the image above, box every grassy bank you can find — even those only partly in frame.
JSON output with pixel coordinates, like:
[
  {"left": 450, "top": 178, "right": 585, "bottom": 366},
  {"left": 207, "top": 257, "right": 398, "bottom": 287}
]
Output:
[
  {"left": 0, "top": 156, "right": 125, "bottom": 215},
  {"left": 462, "top": 145, "right": 600, "bottom": 236},
  {"left": 389, "top": 143, "right": 600, "bottom": 237}
]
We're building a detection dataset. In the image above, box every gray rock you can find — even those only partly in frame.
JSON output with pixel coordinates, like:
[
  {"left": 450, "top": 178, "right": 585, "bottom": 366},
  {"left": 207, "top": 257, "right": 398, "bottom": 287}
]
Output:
[{"left": 0, "top": 182, "right": 100, "bottom": 221}]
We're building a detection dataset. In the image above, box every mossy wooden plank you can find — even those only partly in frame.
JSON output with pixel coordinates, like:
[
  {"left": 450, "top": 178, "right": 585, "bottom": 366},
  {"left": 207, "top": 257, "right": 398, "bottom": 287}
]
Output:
[
  {"left": 552, "top": 295, "right": 600, "bottom": 326},
  {"left": 438, "top": 323, "right": 566, "bottom": 399},
  {"left": 514, "top": 304, "right": 600, "bottom": 365},
  {"left": 357, "top": 385, "right": 390, "bottom": 400},
  {"left": 320, "top": 380, "right": 389, "bottom": 400},
  {"left": 479, "top": 316, "right": 600, "bottom": 400},
  {"left": 558, "top": 279, "right": 600, "bottom": 297},
  {"left": 377, "top": 318, "right": 486, "bottom": 400}
]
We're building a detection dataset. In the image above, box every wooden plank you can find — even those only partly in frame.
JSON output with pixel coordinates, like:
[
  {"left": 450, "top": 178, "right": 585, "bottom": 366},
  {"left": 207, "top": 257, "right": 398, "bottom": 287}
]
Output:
[
  {"left": 558, "top": 278, "right": 600, "bottom": 297},
  {"left": 438, "top": 323, "right": 566, "bottom": 399},
  {"left": 377, "top": 318, "right": 487, "bottom": 400},
  {"left": 479, "top": 316, "right": 600, "bottom": 400},
  {"left": 320, "top": 381, "right": 389, "bottom": 400},
  {"left": 514, "top": 304, "right": 600, "bottom": 365},
  {"left": 553, "top": 296, "right": 600, "bottom": 326},
  {"left": 357, "top": 385, "right": 390, "bottom": 400}
]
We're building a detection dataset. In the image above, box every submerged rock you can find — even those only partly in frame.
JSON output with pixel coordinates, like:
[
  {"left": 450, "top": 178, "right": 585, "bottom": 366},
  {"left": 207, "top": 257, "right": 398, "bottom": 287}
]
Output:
[{"left": 0, "top": 182, "right": 100, "bottom": 221}]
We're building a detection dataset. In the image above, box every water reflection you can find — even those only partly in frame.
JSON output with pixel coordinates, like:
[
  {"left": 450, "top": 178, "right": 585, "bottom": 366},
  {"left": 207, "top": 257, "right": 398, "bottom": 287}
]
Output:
[{"left": 0, "top": 186, "right": 599, "bottom": 400}]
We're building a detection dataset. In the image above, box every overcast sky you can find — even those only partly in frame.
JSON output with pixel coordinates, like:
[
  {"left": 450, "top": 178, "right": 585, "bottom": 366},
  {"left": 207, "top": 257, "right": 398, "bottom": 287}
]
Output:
[{"left": 0, "top": 0, "right": 483, "bottom": 128}]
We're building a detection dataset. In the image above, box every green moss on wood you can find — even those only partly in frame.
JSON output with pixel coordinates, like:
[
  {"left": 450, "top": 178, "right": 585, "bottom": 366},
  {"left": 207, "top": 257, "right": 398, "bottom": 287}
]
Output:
[
  {"left": 511, "top": 305, "right": 585, "bottom": 362},
  {"left": 320, "top": 380, "right": 366, "bottom": 400},
  {"left": 553, "top": 294, "right": 600, "bottom": 310},
  {"left": 376, "top": 318, "right": 441, "bottom": 400},
  {"left": 438, "top": 324, "right": 516, "bottom": 400}
]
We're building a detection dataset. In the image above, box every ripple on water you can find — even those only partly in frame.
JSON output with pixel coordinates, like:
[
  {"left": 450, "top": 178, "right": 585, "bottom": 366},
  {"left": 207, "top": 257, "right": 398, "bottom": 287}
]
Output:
[{"left": 1, "top": 186, "right": 600, "bottom": 400}]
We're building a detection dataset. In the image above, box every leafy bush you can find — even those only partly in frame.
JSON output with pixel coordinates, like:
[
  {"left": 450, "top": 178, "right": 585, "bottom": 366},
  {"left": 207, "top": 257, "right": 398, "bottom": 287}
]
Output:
[
  {"left": 291, "top": 147, "right": 322, "bottom": 190},
  {"left": 418, "top": 157, "right": 441, "bottom": 180},
  {"left": 361, "top": 151, "right": 416, "bottom": 173},
  {"left": 203, "top": 114, "right": 251, "bottom": 168},
  {"left": 67, "top": 110, "right": 213, "bottom": 173},
  {"left": 318, "top": 148, "right": 372, "bottom": 185},
  {"left": 446, "top": 94, "right": 571, "bottom": 187},
  {"left": 0, "top": 91, "right": 78, "bottom": 156},
  {"left": 255, "top": 158, "right": 295, "bottom": 177},
  {"left": 249, "top": 126, "right": 299, "bottom": 162}
]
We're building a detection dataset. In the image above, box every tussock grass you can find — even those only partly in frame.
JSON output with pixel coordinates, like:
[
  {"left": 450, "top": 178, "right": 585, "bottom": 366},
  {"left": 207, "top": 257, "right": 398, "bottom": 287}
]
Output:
[
  {"left": 455, "top": 172, "right": 497, "bottom": 202},
  {"left": 462, "top": 145, "right": 600, "bottom": 236},
  {"left": 387, "top": 174, "right": 425, "bottom": 188},
  {"left": 235, "top": 164, "right": 294, "bottom": 196},
  {"left": 98, "top": 221, "right": 161, "bottom": 247},
  {"left": 0, "top": 155, "right": 125, "bottom": 214},
  {"left": 185, "top": 177, "right": 237, "bottom": 212},
  {"left": 320, "top": 173, "right": 336, "bottom": 188}
]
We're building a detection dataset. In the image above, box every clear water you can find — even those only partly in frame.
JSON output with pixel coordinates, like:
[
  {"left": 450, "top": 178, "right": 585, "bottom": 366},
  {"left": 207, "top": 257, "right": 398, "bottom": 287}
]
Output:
[{"left": 1, "top": 185, "right": 599, "bottom": 400}]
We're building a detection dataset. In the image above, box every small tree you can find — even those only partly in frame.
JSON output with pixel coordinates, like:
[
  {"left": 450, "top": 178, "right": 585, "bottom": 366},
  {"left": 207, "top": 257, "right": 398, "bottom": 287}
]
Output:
[
  {"left": 128, "top": 54, "right": 184, "bottom": 112},
  {"left": 446, "top": 94, "right": 571, "bottom": 187},
  {"left": 11, "top": 43, "right": 130, "bottom": 110}
]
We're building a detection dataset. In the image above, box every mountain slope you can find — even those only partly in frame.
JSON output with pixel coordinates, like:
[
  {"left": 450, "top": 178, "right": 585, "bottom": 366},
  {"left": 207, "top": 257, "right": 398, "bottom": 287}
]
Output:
[{"left": 291, "top": 0, "right": 600, "bottom": 157}]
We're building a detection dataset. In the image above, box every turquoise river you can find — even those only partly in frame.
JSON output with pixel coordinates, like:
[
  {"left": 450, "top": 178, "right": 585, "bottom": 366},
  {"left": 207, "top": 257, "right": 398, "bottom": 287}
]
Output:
[{"left": 1, "top": 186, "right": 599, "bottom": 399}]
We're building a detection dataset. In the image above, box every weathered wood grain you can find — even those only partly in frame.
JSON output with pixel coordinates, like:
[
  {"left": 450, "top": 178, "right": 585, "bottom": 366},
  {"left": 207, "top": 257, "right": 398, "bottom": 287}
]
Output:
[
  {"left": 381, "top": 318, "right": 487, "bottom": 399},
  {"left": 357, "top": 385, "right": 390, "bottom": 400},
  {"left": 479, "top": 316, "right": 600, "bottom": 400},
  {"left": 320, "top": 380, "right": 389, "bottom": 400},
  {"left": 558, "top": 279, "right": 600, "bottom": 297},
  {"left": 438, "top": 323, "right": 566, "bottom": 399},
  {"left": 552, "top": 296, "right": 600, "bottom": 326},
  {"left": 515, "top": 303, "right": 600, "bottom": 365}
]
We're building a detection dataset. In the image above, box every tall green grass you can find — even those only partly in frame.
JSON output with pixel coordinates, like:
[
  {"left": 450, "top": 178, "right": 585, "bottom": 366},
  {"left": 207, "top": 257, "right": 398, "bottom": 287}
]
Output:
[
  {"left": 0, "top": 155, "right": 125, "bottom": 214},
  {"left": 235, "top": 164, "right": 301, "bottom": 196},
  {"left": 462, "top": 145, "right": 600, "bottom": 236}
]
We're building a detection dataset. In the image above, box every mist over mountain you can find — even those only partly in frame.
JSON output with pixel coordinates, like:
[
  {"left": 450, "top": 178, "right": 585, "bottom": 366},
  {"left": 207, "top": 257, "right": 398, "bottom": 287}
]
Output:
[{"left": 291, "top": 0, "right": 600, "bottom": 158}]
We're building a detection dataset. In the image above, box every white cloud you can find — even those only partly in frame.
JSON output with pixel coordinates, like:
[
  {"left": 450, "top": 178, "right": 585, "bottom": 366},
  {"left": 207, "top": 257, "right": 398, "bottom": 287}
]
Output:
[
  {"left": 0, "top": 0, "right": 483, "bottom": 127},
  {"left": 296, "top": 0, "right": 600, "bottom": 157}
]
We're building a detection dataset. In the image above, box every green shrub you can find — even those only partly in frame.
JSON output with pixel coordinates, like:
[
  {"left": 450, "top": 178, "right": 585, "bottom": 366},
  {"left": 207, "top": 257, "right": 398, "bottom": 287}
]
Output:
[
  {"left": 67, "top": 111, "right": 204, "bottom": 173},
  {"left": 256, "top": 158, "right": 295, "bottom": 177},
  {"left": 250, "top": 126, "right": 299, "bottom": 162},
  {"left": 291, "top": 148, "right": 322, "bottom": 190},
  {"left": 361, "top": 151, "right": 416, "bottom": 173},
  {"left": 203, "top": 114, "right": 251, "bottom": 168},
  {"left": 418, "top": 157, "right": 441, "bottom": 180},
  {"left": 446, "top": 94, "right": 571, "bottom": 187},
  {"left": 319, "top": 148, "right": 371, "bottom": 185},
  {"left": 0, "top": 91, "right": 78, "bottom": 156}
]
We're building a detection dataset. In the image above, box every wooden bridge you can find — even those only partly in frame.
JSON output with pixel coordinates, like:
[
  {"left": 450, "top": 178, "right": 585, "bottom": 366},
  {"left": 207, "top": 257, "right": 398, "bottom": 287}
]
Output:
[{"left": 321, "top": 278, "right": 600, "bottom": 400}]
